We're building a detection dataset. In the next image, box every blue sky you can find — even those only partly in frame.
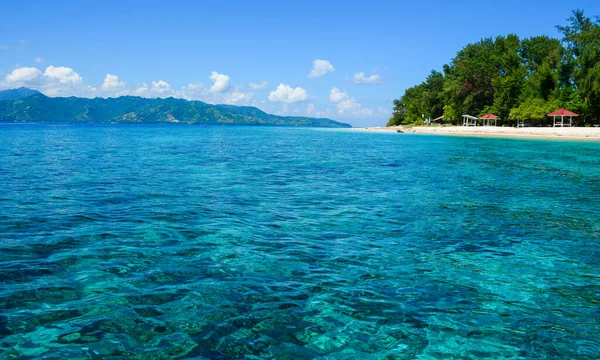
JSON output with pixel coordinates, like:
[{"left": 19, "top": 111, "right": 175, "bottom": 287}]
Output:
[{"left": 1, "top": 0, "right": 599, "bottom": 126}]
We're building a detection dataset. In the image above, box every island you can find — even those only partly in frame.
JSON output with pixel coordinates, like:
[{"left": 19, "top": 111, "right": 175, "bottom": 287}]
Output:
[{"left": 0, "top": 88, "right": 351, "bottom": 128}]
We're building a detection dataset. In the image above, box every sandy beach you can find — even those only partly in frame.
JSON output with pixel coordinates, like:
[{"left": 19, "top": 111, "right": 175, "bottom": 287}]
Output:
[{"left": 352, "top": 125, "right": 600, "bottom": 141}]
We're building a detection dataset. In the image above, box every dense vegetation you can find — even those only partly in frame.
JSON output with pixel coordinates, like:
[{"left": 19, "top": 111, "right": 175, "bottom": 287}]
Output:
[
  {"left": 388, "top": 10, "right": 600, "bottom": 127},
  {"left": 0, "top": 88, "right": 351, "bottom": 128}
]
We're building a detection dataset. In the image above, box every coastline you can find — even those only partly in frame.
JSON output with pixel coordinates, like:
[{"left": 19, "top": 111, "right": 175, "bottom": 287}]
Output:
[{"left": 350, "top": 125, "right": 600, "bottom": 141}]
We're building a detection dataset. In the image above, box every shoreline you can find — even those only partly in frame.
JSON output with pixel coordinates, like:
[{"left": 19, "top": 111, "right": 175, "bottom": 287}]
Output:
[{"left": 349, "top": 125, "right": 600, "bottom": 141}]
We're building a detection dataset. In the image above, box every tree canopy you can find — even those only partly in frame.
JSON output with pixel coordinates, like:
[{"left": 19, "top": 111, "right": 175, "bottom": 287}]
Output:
[{"left": 388, "top": 10, "right": 600, "bottom": 127}]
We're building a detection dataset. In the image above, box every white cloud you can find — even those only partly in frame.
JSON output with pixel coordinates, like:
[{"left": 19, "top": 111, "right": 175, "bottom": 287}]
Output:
[
  {"left": 1, "top": 65, "right": 98, "bottom": 98},
  {"left": 249, "top": 80, "right": 268, "bottom": 90},
  {"left": 329, "top": 87, "right": 349, "bottom": 103},
  {"left": 35, "top": 57, "right": 45, "bottom": 63},
  {"left": 306, "top": 103, "right": 315, "bottom": 116},
  {"left": 336, "top": 98, "right": 370, "bottom": 115},
  {"left": 44, "top": 66, "right": 83, "bottom": 85},
  {"left": 209, "top": 71, "right": 231, "bottom": 93},
  {"left": 100, "top": 73, "right": 125, "bottom": 92},
  {"left": 227, "top": 90, "right": 253, "bottom": 104},
  {"left": 0, "top": 44, "right": 8, "bottom": 51},
  {"left": 179, "top": 82, "right": 204, "bottom": 100},
  {"left": 0, "top": 66, "right": 263, "bottom": 112},
  {"left": 177, "top": 82, "right": 255, "bottom": 106},
  {"left": 328, "top": 87, "right": 376, "bottom": 118},
  {"left": 150, "top": 80, "right": 173, "bottom": 97},
  {"left": 135, "top": 83, "right": 148, "bottom": 96},
  {"left": 308, "top": 59, "right": 335, "bottom": 78},
  {"left": 268, "top": 83, "right": 309, "bottom": 104},
  {"left": 5, "top": 67, "right": 42, "bottom": 84},
  {"left": 352, "top": 72, "right": 383, "bottom": 84}
]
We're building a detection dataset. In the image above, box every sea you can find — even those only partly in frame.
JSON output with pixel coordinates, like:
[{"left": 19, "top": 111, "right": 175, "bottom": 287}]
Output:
[{"left": 1, "top": 124, "right": 599, "bottom": 359}]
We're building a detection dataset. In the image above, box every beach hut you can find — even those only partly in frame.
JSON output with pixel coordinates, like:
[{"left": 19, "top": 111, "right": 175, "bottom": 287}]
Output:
[
  {"left": 548, "top": 109, "right": 578, "bottom": 127},
  {"left": 462, "top": 115, "right": 478, "bottom": 126},
  {"left": 480, "top": 113, "right": 499, "bottom": 126},
  {"left": 432, "top": 116, "right": 443, "bottom": 124}
]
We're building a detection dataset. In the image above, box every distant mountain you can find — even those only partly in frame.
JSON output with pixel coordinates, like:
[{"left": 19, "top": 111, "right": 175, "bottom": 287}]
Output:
[
  {"left": 0, "top": 87, "right": 41, "bottom": 101},
  {"left": 0, "top": 88, "right": 351, "bottom": 128}
]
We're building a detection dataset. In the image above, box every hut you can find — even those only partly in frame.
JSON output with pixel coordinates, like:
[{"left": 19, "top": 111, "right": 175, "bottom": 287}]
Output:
[
  {"left": 479, "top": 113, "right": 499, "bottom": 126},
  {"left": 462, "top": 115, "right": 478, "bottom": 126},
  {"left": 548, "top": 109, "right": 578, "bottom": 127}
]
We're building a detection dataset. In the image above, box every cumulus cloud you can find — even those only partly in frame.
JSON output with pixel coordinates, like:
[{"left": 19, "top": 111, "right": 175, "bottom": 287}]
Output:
[
  {"left": 35, "top": 57, "right": 45, "bottom": 63},
  {"left": 308, "top": 59, "right": 335, "bottom": 78},
  {"left": 0, "top": 65, "right": 98, "bottom": 97},
  {"left": 227, "top": 90, "right": 253, "bottom": 104},
  {"left": 177, "top": 82, "right": 255, "bottom": 106},
  {"left": 352, "top": 72, "right": 383, "bottom": 84},
  {"left": 6, "top": 67, "right": 42, "bottom": 84},
  {"left": 336, "top": 98, "right": 370, "bottom": 116},
  {"left": 44, "top": 66, "right": 83, "bottom": 84},
  {"left": 328, "top": 87, "right": 376, "bottom": 118},
  {"left": 209, "top": 71, "right": 231, "bottom": 93},
  {"left": 306, "top": 103, "right": 315, "bottom": 116},
  {"left": 100, "top": 73, "right": 126, "bottom": 92},
  {"left": 329, "top": 87, "right": 349, "bottom": 103},
  {"left": 0, "top": 67, "right": 258, "bottom": 107},
  {"left": 249, "top": 80, "right": 268, "bottom": 90},
  {"left": 268, "top": 83, "right": 309, "bottom": 104},
  {"left": 150, "top": 80, "right": 173, "bottom": 97},
  {"left": 135, "top": 83, "right": 148, "bottom": 96}
]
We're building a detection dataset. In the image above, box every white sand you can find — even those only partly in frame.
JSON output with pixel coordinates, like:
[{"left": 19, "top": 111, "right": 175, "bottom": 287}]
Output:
[{"left": 351, "top": 125, "right": 600, "bottom": 140}]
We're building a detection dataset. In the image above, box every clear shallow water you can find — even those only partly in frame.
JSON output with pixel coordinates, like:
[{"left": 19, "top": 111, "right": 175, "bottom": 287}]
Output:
[{"left": 1, "top": 124, "right": 600, "bottom": 359}]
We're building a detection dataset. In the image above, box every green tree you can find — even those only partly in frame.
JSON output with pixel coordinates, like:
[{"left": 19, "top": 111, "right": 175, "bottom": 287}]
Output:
[
  {"left": 558, "top": 10, "right": 600, "bottom": 120},
  {"left": 519, "top": 36, "right": 563, "bottom": 100},
  {"left": 509, "top": 97, "right": 560, "bottom": 124},
  {"left": 386, "top": 70, "right": 445, "bottom": 125},
  {"left": 492, "top": 34, "right": 526, "bottom": 119}
]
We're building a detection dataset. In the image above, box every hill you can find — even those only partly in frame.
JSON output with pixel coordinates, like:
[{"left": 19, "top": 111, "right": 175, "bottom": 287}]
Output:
[
  {"left": 0, "top": 89, "right": 351, "bottom": 128},
  {"left": 0, "top": 87, "right": 42, "bottom": 101}
]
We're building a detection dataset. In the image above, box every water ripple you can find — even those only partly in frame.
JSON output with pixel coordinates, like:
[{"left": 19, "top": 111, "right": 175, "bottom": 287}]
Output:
[{"left": 1, "top": 125, "right": 600, "bottom": 358}]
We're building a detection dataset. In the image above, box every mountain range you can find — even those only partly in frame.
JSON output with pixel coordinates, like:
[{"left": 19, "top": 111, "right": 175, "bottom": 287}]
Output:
[{"left": 0, "top": 88, "right": 351, "bottom": 128}]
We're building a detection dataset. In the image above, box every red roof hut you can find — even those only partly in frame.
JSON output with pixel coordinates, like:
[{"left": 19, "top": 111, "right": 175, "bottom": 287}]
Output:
[
  {"left": 547, "top": 109, "right": 578, "bottom": 127},
  {"left": 479, "top": 113, "right": 500, "bottom": 126}
]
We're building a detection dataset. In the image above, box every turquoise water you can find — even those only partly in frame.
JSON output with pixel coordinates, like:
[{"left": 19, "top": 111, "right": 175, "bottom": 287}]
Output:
[{"left": 1, "top": 124, "right": 600, "bottom": 359}]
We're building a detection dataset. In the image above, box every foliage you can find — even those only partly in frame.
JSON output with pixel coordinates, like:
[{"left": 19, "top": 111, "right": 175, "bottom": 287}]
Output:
[
  {"left": 508, "top": 98, "right": 560, "bottom": 123},
  {"left": 389, "top": 10, "right": 600, "bottom": 126},
  {"left": 558, "top": 10, "right": 600, "bottom": 117}
]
